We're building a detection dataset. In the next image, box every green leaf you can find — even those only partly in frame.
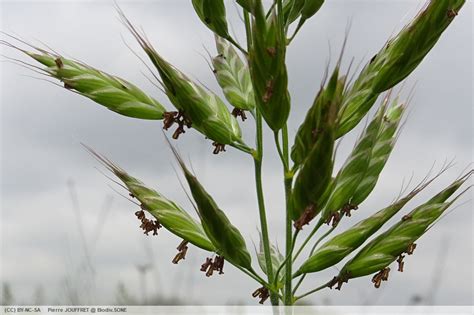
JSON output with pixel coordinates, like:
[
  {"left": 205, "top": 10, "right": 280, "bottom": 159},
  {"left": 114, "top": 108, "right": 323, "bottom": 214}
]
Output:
[{"left": 256, "top": 233, "right": 284, "bottom": 284}]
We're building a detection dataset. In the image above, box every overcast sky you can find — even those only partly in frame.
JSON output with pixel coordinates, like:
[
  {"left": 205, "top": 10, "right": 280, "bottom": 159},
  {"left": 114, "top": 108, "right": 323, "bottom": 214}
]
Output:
[{"left": 1, "top": 0, "right": 472, "bottom": 306}]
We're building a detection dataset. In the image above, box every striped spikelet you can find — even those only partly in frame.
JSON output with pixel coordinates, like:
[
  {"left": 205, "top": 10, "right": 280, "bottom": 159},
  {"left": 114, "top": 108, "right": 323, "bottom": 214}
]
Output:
[
  {"left": 249, "top": 6, "right": 291, "bottom": 131},
  {"left": 337, "top": 0, "right": 465, "bottom": 138},
  {"left": 335, "top": 177, "right": 471, "bottom": 289},
  {"left": 350, "top": 99, "right": 405, "bottom": 205},
  {"left": 169, "top": 144, "right": 253, "bottom": 270},
  {"left": 294, "top": 169, "right": 468, "bottom": 276},
  {"left": 119, "top": 12, "right": 243, "bottom": 149},
  {"left": 322, "top": 99, "right": 388, "bottom": 225},
  {"left": 213, "top": 36, "right": 255, "bottom": 115},
  {"left": 291, "top": 66, "right": 346, "bottom": 167},
  {"left": 9, "top": 44, "right": 166, "bottom": 120},
  {"left": 86, "top": 148, "right": 215, "bottom": 252}
]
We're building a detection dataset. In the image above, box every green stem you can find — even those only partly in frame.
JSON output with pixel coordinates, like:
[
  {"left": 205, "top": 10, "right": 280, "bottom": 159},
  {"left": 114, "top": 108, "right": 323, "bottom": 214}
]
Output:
[
  {"left": 292, "top": 225, "right": 336, "bottom": 294},
  {"left": 244, "top": 8, "right": 279, "bottom": 306},
  {"left": 254, "top": 110, "right": 279, "bottom": 306},
  {"left": 294, "top": 279, "right": 331, "bottom": 302},
  {"left": 292, "top": 219, "right": 324, "bottom": 262}
]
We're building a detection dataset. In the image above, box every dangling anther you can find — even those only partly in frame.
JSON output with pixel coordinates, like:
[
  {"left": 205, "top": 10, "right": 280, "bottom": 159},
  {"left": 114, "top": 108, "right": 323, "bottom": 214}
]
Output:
[
  {"left": 294, "top": 204, "right": 315, "bottom": 230},
  {"left": 212, "top": 255, "right": 225, "bottom": 275},
  {"left": 406, "top": 243, "right": 417, "bottom": 255},
  {"left": 328, "top": 276, "right": 339, "bottom": 289},
  {"left": 231, "top": 108, "right": 247, "bottom": 121},
  {"left": 172, "top": 240, "right": 189, "bottom": 264},
  {"left": 341, "top": 203, "right": 358, "bottom": 217},
  {"left": 163, "top": 111, "right": 178, "bottom": 130},
  {"left": 397, "top": 254, "right": 405, "bottom": 272},
  {"left": 326, "top": 211, "right": 341, "bottom": 227},
  {"left": 252, "top": 287, "right": 270, "bottom": 304},
  {"left": 372, "top": 267, "right": 390, "bottom": 288},
  {"left": 212, "top": 142, "right": 226, "bottom": 154},
  {"left": 335, "top": 271, "right": 350, "bottom": 290},
  {"left": 172, "top": 125, "right": 186, "bottom": 139},
  {"left": 200, "top": 257, "right": 213, "bottom": 272}
]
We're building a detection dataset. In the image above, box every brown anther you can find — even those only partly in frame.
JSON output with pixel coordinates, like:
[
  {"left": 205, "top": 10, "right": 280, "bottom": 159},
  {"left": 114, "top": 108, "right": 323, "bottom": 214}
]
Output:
[
  {"left": 205, "top": 265, "right": 214, "bottom": 277},
  {"left": 172, "top": 241, "right": 189, "bottom": 264},
  {"left": 325, "top": 211, "right": 341, "bottom": 227},
  {"left": 406, "top": 243, "right": 417, "bottom": 255},
  {"left": 381, "top": 267, "right": 390, "bottom": 281},
  {"left": 212, "top": 69, "right": 217, "bottom": 74},
  {"left": 200, "top": 257, "right": 213, "bottom": 272},
  {"left": 402, "top": 214, "right": 412, "bottom": 221},
  {"left": 252, "top": 287, "right": 269, "bottom": 304},
  {"left": 372, "top": 267, "right": 390, "bottom": 288},
  {"left": 397, "top": 254, "right": 405, "bottom": 272},
  {"left": 177, "top": 240, "right": 188, "bottom": 251},
  {"left": 294, "top": 204, "right": 315, "bottom": 230},
  {"left": 341, "top": 203, "right": 358, "bottom": 217},
  {"left": 266, "top": 47, "right": 277, "bottom": 57},
  {"left": 252, "top": 287, "right": 262, "bottom": 298},
  {"left": 372, "top": 272, "right": 383, "bottom": 288},
  {"left": 172, "top": 125, "right": 185, "bottom": 139},
  {"left": 129, "top": 193, "right": 136, "bottom": 198},
  {"left": 231, "top": 108, "right": 247, "bottom": 121},
  {"left": 447, "top": 9, "right": 458, "bottom": 19},
  {"left": 55, "top": 57, "right": 63, "bottom": 68},
  {"left": 212, "top": 255, "right": 225, "bottom": 274},
  {"left": 328, "top": 276, "right": 339, "bottom": 289},
  {"left": 329, "top": 271, "right": 350, "bottom": 290},
  {"left": 263, "top": 80, "right": 274, "bottom": 103},
  {"left": 64, "top": 82, "right": 73, "bottom": 90},
  {"left": 135, "top": 210, "right": 145, "bottom": 221},
  {"left": 163, "top": 111, "right": 178, "bottom": 130},
  {"left": 212, "top": 142, "right": 226, "bottom": 154}
]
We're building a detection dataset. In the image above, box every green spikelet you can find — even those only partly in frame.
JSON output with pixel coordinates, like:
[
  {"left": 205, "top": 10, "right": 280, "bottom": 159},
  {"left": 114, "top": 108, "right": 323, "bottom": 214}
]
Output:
[
  {"left": 213, "top": 36, "right": 255, "bottom": 113},
  {"left": 334, "top": 172, "right": 471, "bottom": 288},
  {"left": 294, "top": 170, "right": 465, "bottom": 276},
  {"left": 322, "top": 101, "right": 387, "bottom": 225},
  {"left": 192, "top": 0, "right": 230, "bottom": 39},
  {"left": 350, "top": 99, "right": 405, "bottom": 205},
  {"left": 249, "top": 5, "right": 291, "bottom": 131},
  {"left": 87, "top": 149, "right": 215, "bottom": 252},
  {"left": 121, "top": 14, "right": 243, "bottom": 147},
  {"left": 282, "top": 0, "right": 306, "bottom": 26},
  {"left": 171, "top": 146, "right": 253, "bottom": 270},
  {"left": 337, "top": 0, "right": 466, "bottom": 138},
  {"left": 290, "top": 70, "right": 339, "bottom": 224},
  {"left": 291, "top": 67, "right": 345, "bottom": 167},
  {"left": 22, "top": 50, "right": 166, "bottom": 120},
  {"left": 236, "top": 0, "right": 256, "bottom": 14}
]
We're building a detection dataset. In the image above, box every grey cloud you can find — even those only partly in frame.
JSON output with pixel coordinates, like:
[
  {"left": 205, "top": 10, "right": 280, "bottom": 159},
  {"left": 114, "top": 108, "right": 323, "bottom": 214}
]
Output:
[{"left": 1, "top": 0, "right": 472, "bottom": 306}]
